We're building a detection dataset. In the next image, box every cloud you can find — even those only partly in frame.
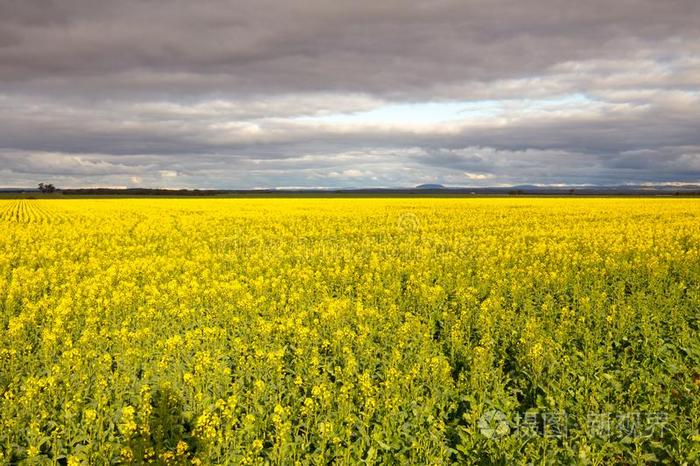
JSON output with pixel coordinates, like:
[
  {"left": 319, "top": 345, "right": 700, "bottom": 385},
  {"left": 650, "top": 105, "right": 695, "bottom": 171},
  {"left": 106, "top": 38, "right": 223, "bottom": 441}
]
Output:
[{"left": 0, "top": 0, "right": 699, "bottom": 187}]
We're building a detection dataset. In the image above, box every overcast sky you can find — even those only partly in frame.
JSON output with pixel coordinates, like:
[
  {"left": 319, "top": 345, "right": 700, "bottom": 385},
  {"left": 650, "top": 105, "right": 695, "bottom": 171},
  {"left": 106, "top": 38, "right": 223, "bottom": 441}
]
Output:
[{"left": 1, "top": 0, "right": 699, "bottom": 188}]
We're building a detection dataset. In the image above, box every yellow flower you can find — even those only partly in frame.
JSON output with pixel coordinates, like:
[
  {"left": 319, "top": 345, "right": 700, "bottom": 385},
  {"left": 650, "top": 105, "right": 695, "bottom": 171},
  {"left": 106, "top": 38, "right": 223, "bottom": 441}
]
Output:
[
  {"left": 120, "top": 447, "right": 134, "bottom": 462},
  {"left": 176, "top": 440, "right": 189, "bottom": 456},
  {"left": 83, "top": 408, "right": 97, "bottom": 423},
  {"left": 119, "top": 406, "right": 137, "bottom": 439}
]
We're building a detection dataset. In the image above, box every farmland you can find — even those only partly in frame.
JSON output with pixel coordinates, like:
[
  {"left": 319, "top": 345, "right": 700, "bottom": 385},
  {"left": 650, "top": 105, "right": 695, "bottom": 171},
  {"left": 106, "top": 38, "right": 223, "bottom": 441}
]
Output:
[{"left": 0, "top": 198, "right": 698, "bottom": 464}]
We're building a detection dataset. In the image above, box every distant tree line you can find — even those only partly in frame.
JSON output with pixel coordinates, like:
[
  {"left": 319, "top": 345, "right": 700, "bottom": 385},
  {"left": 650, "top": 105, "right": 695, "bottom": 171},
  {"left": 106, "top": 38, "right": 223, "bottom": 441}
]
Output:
[
  {"left": 34, "top": 186, "right": 700, "bottom": 197},
  {"left": 60, "top": 188, "right": 231, "bottom": 196}
]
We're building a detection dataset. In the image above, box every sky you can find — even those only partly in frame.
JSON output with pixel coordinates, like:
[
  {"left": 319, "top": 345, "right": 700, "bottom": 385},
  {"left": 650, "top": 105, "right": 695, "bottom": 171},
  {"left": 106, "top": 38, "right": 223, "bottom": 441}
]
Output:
[{"left": 1, "top": 0, "right": 699, "bottom": 189}]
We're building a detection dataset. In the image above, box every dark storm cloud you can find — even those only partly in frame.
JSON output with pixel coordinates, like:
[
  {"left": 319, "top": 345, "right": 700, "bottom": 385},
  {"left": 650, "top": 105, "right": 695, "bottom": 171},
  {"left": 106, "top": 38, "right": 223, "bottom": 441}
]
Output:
[
  {"left": 1, "top": 0, "right": 699, "bottom": 187},
  {"left": 2, "top": 0, "right": 699, "bottom": 97}
]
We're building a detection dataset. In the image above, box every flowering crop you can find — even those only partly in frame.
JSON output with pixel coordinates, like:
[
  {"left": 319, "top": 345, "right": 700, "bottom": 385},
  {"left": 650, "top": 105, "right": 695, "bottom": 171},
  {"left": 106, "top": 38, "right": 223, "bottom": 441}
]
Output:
[{"left": 0, "top": 198, "right": 698, "bottom": 464}]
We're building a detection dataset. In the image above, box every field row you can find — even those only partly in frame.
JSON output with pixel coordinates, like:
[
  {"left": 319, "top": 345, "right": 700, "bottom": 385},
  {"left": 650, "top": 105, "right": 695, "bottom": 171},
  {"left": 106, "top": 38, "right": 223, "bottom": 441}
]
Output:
[{"left": 0, "top": 200, "right": 63, "bottom": 224}]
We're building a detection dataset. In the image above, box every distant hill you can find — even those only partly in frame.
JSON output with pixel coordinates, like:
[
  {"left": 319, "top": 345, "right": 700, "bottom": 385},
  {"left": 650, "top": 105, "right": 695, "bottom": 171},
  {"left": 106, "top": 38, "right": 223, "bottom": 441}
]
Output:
[{"left": 416, "top": 184, "right": 445, "bottom": 189}]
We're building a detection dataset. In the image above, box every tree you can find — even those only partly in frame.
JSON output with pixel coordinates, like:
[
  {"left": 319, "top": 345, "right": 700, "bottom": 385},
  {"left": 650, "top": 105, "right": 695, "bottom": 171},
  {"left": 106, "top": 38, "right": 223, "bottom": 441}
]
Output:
[{"left": 38, "top": 183, "right": 57, "bottom": 193}]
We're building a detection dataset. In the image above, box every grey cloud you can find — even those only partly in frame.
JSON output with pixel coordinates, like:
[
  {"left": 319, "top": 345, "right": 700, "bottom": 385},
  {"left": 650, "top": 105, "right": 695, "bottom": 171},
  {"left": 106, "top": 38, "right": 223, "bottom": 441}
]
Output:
[
  {"left": 1, "top": 1, "right": 699, "bottom": 97},
  {"left": 2, "top": 87, "right": 700, "bottom": 187},
  {"left": 1, "top": 0, "right": 699, "bottom": 187}
]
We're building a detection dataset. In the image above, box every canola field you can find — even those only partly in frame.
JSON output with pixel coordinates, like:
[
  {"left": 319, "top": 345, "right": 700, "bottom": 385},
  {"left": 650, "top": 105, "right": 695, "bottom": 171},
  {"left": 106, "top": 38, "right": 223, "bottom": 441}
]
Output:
[{"left": 0, "top": 198, "right": 699, "bottom": 465}]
